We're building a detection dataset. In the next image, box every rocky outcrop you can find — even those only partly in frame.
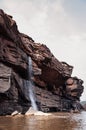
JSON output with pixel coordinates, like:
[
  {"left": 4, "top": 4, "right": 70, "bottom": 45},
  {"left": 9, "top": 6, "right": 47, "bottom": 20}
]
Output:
[{"left": 0, "top": 9, "right": 84, "bottom": 115}]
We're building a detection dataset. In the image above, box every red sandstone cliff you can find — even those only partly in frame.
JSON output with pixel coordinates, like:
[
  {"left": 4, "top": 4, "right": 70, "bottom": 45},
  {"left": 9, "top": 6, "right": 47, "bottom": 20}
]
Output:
[{"left": 0, "top": 9, "right": 84, "bottom": 115}]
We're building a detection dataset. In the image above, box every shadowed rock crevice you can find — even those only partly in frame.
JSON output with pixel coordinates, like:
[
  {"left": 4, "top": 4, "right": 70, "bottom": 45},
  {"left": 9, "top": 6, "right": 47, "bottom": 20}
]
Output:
[{"left": 0, "top": 9, "right": 84, "bottom": 115}]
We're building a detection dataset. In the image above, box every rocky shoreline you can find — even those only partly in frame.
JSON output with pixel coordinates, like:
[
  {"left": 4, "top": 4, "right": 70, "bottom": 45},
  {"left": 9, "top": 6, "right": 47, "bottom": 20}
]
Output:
[{"left": 0, "top": 9, "right": 84, "bottom": 115}]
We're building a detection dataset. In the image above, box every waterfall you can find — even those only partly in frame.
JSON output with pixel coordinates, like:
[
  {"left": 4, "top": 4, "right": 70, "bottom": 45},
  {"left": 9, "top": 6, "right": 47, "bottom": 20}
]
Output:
[{"left": 27, "top": 57, "right": 38, "bottom": 111}]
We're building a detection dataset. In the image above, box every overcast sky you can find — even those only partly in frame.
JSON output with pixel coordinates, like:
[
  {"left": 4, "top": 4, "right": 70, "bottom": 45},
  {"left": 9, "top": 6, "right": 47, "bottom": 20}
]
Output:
[{"left": 0, "top": 0, "right": 86, "bottom": 101}]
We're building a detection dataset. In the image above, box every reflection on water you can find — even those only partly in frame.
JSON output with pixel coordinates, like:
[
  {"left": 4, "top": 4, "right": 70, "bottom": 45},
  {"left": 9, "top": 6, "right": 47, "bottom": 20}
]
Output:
[{"left": 0, "top": 111, "right": 86, "bottom": 130}]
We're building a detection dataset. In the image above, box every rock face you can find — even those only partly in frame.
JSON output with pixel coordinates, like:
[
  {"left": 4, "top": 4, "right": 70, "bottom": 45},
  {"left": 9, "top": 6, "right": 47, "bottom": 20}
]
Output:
[{"left": 0, "top": 9, "right": 84, "bottom": 115}]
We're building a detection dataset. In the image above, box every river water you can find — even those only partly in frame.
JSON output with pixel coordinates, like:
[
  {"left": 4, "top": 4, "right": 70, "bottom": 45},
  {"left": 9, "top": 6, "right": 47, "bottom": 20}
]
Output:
[{"left": 0, "top": 111, "right": 86, "bottom": 130}]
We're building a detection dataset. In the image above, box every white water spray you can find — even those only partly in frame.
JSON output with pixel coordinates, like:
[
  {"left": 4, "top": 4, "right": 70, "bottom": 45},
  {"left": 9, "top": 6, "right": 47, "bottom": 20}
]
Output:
[{"left": 27, "top": 57, "right": 38, "bottom": 111}]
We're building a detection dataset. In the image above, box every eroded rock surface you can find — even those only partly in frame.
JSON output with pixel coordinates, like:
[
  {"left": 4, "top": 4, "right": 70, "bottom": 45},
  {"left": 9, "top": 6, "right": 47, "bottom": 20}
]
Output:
[{"left": 0, "top": 9, "right": 84, "bottom": 115}]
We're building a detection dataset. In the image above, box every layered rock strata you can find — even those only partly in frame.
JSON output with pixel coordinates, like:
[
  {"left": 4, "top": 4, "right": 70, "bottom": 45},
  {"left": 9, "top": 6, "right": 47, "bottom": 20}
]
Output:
[{"left": 0, "top": 9, "right": 84, "bottom": 115}]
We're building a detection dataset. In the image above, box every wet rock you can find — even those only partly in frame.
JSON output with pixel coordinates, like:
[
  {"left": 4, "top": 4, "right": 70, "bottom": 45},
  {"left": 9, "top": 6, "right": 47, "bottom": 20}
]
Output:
[
  {"left": 25, "top": 107, "right": 51, "bottom": 116},
  {"left": 25, "top": 107, "right": 37, "bottom": 116},
  {"left": 11, "top": 110, "right": 20, "bottom": 116},
  {"left": 0, "top": 9, "right": 84, "bottom": 115}
]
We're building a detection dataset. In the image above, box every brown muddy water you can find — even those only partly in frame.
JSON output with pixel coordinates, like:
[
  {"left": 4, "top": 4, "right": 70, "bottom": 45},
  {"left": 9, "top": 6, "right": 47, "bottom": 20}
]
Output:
[{"left": 0, "top": 111, "right": 86, "bottom": 130}]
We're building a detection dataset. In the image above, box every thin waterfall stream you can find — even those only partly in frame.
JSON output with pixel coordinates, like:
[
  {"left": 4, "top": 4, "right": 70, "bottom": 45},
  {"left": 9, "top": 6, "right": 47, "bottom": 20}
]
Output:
[{"left": 27, "top": 56, "right": 38, "bottom": 111}]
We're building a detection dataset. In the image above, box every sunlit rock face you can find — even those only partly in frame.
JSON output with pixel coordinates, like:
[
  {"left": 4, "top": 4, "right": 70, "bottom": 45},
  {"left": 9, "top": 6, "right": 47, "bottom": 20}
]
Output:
[{"left": 0, "top": 9, "right": 84, "bottom": 115}]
